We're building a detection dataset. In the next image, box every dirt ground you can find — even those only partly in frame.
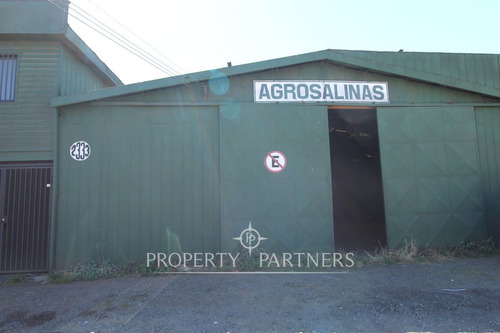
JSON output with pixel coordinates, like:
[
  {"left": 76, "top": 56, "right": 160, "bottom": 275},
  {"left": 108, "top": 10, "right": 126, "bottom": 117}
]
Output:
[{"left": 0, "top": 256, "right": 499, "bottom": 333}]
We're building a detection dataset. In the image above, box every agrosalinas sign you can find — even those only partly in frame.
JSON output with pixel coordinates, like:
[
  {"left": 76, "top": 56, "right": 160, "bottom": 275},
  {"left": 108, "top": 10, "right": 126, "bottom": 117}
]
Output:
[{"left": 254, "top": 80, "right": 389, "bottom": 103}]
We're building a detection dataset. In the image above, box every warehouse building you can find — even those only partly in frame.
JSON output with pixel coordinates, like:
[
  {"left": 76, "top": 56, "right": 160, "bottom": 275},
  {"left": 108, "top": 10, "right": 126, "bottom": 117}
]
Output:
[
  {"left": 50, "top": 49, "right": 500, "bottom": 270},
  {"left": 2, "top": 2, "right": 500, "bottom": 273}
]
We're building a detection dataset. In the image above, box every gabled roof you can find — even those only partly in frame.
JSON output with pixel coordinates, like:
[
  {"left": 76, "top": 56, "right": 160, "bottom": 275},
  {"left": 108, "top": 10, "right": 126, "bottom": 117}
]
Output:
[
  {"left": 60, "top": 27, "right": 123, "bottom": 86},
  {"left": 52, "top": 49, "right": 500, "bottom": 107}
]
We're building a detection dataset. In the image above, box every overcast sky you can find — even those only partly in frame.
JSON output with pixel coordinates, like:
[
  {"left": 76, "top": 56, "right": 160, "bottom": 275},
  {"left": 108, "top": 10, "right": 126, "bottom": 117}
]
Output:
[{"left": 67, "top": 0, "right": 500, "bottom": 84}]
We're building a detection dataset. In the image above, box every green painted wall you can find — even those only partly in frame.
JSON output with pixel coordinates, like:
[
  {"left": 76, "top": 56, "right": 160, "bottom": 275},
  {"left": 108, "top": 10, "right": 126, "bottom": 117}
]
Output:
[
  {"left": 59, "top": 47, "right": 113, "bottom": 96},
  {"left": 55, "top": 105, "right": 220, "bottom": 269},
  {"left": 0, "top": 0, "right": 68, "bottom": 34},
  {"left": 0, "top": 41, "right": 116, "bottom": 162},
  {"left": 52, "top": 60, "right": 500, "bottom": 268},
  {"left": 475, "top": 107, "right": 500, "bottom": 242},
  {"left": 108, "top": 62, "right": 499, "bottom": 105},
  {"left": 0, "top": 41, "right": 59, "bottom": 161},
  {"left": 334, "top": 50, "right": 500, "bottom": 91},
  {"left": 220, "top": 103, "right": 333, "bottom": 253},
  {"left": 378, "top": 106, "right": 487, "bottom": 248}
]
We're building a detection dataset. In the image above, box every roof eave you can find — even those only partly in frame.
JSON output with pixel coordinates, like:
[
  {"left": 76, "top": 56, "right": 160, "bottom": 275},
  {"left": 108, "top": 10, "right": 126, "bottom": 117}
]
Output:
[
  {"left": 51, "top": 50, "right": 333, "bottom": 107},
  {"left": 62, "top": 27, "right": 123, "bottom": 86},
  {"left": 51, "top": 49, "right": 500, "bottom": 107}
]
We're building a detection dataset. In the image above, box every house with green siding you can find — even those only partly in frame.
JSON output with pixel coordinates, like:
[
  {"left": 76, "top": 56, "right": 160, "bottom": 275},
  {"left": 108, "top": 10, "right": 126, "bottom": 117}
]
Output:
[{"left": 0, "top": 0, "right": 121, "bottom": 273}]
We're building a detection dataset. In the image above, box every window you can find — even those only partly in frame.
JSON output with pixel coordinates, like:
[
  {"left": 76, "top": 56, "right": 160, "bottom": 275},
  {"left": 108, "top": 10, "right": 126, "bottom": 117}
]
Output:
[{"left": 0, "top": 54, "right": 17, "bottom": 102}]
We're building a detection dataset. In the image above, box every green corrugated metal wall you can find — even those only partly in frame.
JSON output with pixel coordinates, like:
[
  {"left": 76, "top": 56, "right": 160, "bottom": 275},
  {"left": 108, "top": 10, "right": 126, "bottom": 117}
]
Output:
[
  {"left": 220, "top": 103, "right": 334, "bottom": 253},
  {"left": 51, "top": 58, "right": 500, "bottom": 268},
  {"left": 475, "top": 107, "right": 500, "bottom": 242},
  {"left": 378, "top": 106, "right": 487, "bottom": 248},
  {"left": 112, "top": 62, "right": 498, "bottom": 105},
  {"left": 336, "top": 50, "right": 500, "bottom": 90},
  {"left": 55, "top": 105, "right": 220, "bottom": 269}
]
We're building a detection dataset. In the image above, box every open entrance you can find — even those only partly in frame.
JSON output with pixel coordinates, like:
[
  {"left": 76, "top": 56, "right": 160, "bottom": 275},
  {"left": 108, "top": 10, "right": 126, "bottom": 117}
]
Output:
[{"left": 328, "top": 108, "right": 386, "bottom": 251}]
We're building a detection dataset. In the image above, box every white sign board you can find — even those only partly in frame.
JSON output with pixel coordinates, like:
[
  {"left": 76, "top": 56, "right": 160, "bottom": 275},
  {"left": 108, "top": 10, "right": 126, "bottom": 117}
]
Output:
[
  {"left": 70, "top": 141, "right": 91, "bottom": 161},
  {"left": 265, "top": 151, "right": 286, "bottom": 173},
  {"left": 254, "top": 80, "right": 389, "bottom": 103}
]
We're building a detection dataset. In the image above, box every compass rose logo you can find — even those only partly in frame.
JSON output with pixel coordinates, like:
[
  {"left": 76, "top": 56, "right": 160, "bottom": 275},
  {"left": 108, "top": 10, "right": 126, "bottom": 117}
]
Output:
[{"left": 233, "top": 221, "right": 267, "bottom": 255}]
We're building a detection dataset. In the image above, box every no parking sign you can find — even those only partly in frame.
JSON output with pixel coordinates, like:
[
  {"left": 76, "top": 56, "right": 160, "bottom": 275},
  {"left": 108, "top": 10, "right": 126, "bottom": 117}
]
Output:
[{"left": 265, "top": 151, "right": 286, "bottom": 173}]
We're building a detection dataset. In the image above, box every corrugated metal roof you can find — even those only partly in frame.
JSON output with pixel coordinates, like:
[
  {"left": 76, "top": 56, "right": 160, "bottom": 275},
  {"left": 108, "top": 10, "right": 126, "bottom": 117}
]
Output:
[{"left": 51, "top": 49, "right": 500, "bottom": 107}]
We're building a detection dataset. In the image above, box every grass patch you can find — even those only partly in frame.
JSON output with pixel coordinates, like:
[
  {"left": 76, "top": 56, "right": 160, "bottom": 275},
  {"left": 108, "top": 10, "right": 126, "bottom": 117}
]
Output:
[
  {"left": 8, "top": 274, "right": 28, "bottom": 283},
  {"left": 363, "top": 237, "right": 499, "bottom": 265},
  {"left": 40, "top": 238, "right": 498, "bottom": 283},
  {"left": 71, "top": 260, "right": 121, "bottom": 280},
  {"left": 134, "top": 261, "right": 175, "bottom": 276},
  {"left": 48, "top": 259, "right": 121, "bottom": 283},
  {"left": 48, "top": 271, "right": 77, "bottom": 284}
]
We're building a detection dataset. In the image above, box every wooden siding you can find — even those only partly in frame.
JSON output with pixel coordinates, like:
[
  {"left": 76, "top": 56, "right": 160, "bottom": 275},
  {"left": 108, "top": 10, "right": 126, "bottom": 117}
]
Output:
[
  {"left": 59, "top": 47, "right": 114, "bottom": 96},
  {"left": 0, "top": 41, "right": 117, "bottom": 162},
  {"left": 0, "top": 41, "right": 59, "bottom": 161}
]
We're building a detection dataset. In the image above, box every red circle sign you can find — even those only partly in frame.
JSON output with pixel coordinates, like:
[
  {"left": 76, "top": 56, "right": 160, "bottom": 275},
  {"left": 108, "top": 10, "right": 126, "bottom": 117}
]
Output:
[{"left": 265, "top": 151, "right": 286, "bottom": 173}]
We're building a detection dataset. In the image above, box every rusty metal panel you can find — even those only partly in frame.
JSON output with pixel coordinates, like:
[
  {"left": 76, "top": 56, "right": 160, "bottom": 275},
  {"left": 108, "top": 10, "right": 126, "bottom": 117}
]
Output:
[{"left": 0, "top": 162, "right": 52, "bottom": 273}]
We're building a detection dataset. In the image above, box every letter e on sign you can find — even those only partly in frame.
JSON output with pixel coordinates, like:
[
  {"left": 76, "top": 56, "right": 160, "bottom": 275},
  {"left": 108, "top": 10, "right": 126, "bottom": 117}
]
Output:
[
  {"left": 265, "top": 151, "right": 286, "bottom": 173},
  {"left": 70, "top": 141, "right": 91, "bottom": 161}
]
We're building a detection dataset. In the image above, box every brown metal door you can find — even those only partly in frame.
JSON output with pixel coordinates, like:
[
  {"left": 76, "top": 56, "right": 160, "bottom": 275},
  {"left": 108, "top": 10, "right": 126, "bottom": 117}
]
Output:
[{"left": 0, "top": 163, "right": 52, "bottom": 273}]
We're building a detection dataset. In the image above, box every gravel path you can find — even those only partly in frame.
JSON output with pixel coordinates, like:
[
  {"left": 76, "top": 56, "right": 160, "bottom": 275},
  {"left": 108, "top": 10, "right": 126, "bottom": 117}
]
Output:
[{"left": 0, "top": 257, "right": 499, "bottom": 332}]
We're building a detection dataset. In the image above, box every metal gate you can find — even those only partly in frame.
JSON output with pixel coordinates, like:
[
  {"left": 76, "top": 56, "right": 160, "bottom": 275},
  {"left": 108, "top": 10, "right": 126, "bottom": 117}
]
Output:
[{"left": 0, "top": 162, "right": 52, "bottom": 273}]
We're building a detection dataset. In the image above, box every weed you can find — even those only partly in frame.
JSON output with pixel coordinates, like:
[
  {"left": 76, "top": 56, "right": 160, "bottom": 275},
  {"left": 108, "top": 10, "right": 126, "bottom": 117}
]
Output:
[
  {"left": 237, "top": 250, "right": 263, "bottom": 271},
  {"left": 363, "top": 238, "right": 499, "bottom": 265},
  {"left": 48, "top": 271, "right": 76, "bottom": 284},
  {"left": 450, "top": 238, "right": 498, "bottom": 258},
  {"left": 365, "top": 239, "right": 422, "bottom": 264},
  {"left": 71, "top": 259, "right": 121, "bottom": 280},
  {"left": 135, "top": 261, "right": 174, "bottom": 276},
  {"left": 41, "top": 238, "right": 498, "bottom": 283},
  {"left": 9, "top": 274, "right": 27, "bottom": 283}
]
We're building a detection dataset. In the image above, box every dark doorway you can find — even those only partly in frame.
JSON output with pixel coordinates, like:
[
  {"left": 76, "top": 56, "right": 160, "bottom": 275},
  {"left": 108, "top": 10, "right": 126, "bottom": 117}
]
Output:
[
  {"left": 328, "top": 108, "right": 386, "bottom": 251},
  {"left": 0, "top": 162, "right": 52, "bottom": 273}
]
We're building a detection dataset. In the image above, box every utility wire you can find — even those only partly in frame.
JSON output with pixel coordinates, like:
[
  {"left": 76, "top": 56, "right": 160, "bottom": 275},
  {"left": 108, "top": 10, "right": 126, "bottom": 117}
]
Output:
[
  {"left": 48, "top": 0, "right": 191, "bottom": 83},
  {"left": 84, "top": 0, "right": 187, "bottom": 76},
  {"left": 69, "top": 0, "right": 182, "bottom": 77}
]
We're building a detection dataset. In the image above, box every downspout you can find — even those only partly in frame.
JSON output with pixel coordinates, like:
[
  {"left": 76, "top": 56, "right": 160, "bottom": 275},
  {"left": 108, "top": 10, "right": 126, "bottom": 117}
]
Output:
[{"left": 49, "top": 108, "right": 60, "bottom": 272}]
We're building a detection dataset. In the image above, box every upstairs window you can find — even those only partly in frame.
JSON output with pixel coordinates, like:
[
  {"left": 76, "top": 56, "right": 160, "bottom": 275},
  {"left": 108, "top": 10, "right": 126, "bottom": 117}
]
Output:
[{"left": 0, "top": 54, "right": 17, "bottom": 102}]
